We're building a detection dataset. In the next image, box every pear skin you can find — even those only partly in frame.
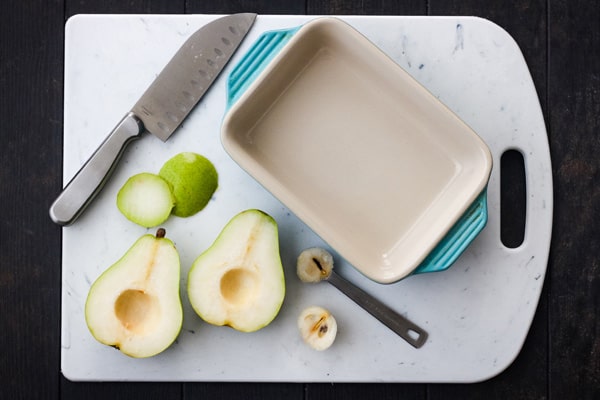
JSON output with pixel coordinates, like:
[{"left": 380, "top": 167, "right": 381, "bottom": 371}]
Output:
[
  {"left": 85, "top": 229, "right": 182, "bottom": 358},
  {"left": 187, "top": 209, "right": 285, "bottom": 332},
  {"left": 159, "top": 152, "right": 218, "bottom": 217}
]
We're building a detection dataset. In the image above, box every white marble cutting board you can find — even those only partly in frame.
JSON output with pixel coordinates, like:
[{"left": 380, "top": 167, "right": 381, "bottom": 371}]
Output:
[{"left": 61, "top": 14, "right": 553, "bottom": 382}]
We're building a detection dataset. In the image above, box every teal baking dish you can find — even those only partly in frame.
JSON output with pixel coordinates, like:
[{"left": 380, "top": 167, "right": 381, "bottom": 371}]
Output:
[{"left": 221, "top": 17, "right": 492, "bottom": 283}]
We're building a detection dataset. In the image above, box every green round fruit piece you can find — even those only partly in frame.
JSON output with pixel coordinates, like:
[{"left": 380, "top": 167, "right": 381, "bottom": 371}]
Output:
[
  {"left": 85, "top": 229, "right": 183, "bottom": 358},
  {"left": 117, "top": 172, "right": 175, "bottom": 227},
  {"left": 159, "top": 152, "right": 218, "bottom": 217}
]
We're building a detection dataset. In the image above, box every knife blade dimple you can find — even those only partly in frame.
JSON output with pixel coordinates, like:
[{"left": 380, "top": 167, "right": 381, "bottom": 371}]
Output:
[
  {"left": 132, "top": 13, "right": 257, "bottom": 142},
  {"left": 182, "top": 91, "right": 195, "bottom": 102},
  {"left": 166, "top": 112, "right": 179, "bottom": 123},
  {"left": 174, "top": 101, "right": 188, "bottom": 112},
  {"left": 190, "top": 79, "right": 203, "bottom": 89},
  {"left": 198, "top": 69, "right": 211, "bottom": 79}
]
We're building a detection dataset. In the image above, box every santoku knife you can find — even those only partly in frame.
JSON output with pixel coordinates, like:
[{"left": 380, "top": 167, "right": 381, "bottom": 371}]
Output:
[{"left": 50, "top": 13, "right": 257, "bottom": 226}]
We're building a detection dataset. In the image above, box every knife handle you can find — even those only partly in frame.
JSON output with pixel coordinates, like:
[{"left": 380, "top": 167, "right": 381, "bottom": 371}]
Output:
[{"left": 49, "top": 112, "right": 144, "bottom": 226}]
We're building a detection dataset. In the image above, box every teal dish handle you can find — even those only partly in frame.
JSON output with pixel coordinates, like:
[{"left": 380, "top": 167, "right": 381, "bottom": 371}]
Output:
[
  {"left": 226, "top": 25, "right": 300, "bottom": 108},
  {"left": 412, "top": 189, "right": 488, "bottom": 275},
  {"left": 225, "top": 25, "right": 489, "bottom": 278}
]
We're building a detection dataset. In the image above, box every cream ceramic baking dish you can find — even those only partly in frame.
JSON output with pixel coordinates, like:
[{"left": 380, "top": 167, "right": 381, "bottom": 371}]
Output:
[{"left": 221, "top": 17, "right": 492, "bottom": 283}]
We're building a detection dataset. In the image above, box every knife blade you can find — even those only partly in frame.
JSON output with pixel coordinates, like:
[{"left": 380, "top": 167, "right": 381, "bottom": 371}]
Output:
[{"left": 49, "top": 13, "right": 256, "bottom": 226}]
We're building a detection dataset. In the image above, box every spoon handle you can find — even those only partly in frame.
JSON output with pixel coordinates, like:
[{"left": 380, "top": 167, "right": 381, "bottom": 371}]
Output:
[{"left": 327, "top": 271, "right": 428, "bottom": 348}]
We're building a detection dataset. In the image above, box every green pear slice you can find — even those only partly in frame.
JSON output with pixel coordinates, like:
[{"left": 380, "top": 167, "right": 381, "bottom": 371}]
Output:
[
  {"left": 159, "top": 152, "right": 218, "bottom": 217},
  {"left": 117, "top": 172, "right": 175, "bottom": 227},
  {"left": 85, "top": 229, "right": 182, "bottom": 358},
  {"left": 187, "top": 209, "right": 285, "bottom": 332}
]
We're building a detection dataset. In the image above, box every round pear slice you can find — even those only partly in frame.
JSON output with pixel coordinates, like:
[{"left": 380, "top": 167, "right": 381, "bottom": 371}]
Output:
[
  {"left": 297, "top": 247, "right": 333, "bottom": 283},
  {"left": 117, "top": 173, "right": 175, "bottom": 227},
  {"left": 298, "top": 306, "right": 337, "bottom": 351},
  {"left": 85, "top": 229, "right": 183, "bottom": 358},
  {"left": 187, "top": 209, "right": 285, "bottom": 332},
  {"left": 159, "top": 152, "right": 218, "bottom": 217}
]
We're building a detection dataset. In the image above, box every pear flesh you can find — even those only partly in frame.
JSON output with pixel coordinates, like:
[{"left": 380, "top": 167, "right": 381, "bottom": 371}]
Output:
[
  {"left": 297, "top": 247, "right": 334, "bottom": 283},
  {"left": 85, "top": 229, "right": 183, "bottom": 358},
  {"left": 116, "top": 172, "right": 175, "bottom": 228},
  {"left": 187, "top": 209, "right": 285, "bottom": 332},
  {"left": 298, "top": 306, "right": 337, "bottom": 351}
]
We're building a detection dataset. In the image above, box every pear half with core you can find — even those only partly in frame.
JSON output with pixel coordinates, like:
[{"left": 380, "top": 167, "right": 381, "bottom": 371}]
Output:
[
  {"left": 187, "top": 209, "right": 285, "bottom": 332},
  {"left": 85, "top": 229, "right": 183, "bottom": 358}
]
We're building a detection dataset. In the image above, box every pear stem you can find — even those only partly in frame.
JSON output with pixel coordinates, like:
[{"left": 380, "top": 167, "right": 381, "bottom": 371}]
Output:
[{"left": 156, "top": 228, "right": 166, "bottom": 238}]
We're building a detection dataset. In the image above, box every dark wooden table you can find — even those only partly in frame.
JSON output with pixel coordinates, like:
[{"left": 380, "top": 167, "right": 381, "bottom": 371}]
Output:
[{"left": 1, "top": 1, "right": 598, "bottom": 399}]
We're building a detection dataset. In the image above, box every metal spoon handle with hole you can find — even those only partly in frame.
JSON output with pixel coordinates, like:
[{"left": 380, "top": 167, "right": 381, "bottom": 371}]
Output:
[{"left": 327, "top": 271, "right": 428, "bottom": 348}]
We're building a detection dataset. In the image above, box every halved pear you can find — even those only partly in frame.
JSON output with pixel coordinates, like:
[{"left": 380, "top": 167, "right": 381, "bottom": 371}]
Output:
[
  {"left": 187, "top": 209, "right": 285, "bottom": 332},
  {"left": 85, "top": 228, "right": 183, "bottom": 358}
]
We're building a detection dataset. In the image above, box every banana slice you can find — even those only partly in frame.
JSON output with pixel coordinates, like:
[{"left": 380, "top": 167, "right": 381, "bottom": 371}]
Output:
[
  {"left": 296, "top": 247, "right": 333, "bottom": 283},
  {"left": 297, "top": 306, "right": 337, "bottom": 351}
]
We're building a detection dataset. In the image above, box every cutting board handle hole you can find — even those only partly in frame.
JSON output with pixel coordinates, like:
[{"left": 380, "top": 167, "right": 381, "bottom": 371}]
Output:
[{"left": 500, "top": 149, "right": 527, "bottom": 248}]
